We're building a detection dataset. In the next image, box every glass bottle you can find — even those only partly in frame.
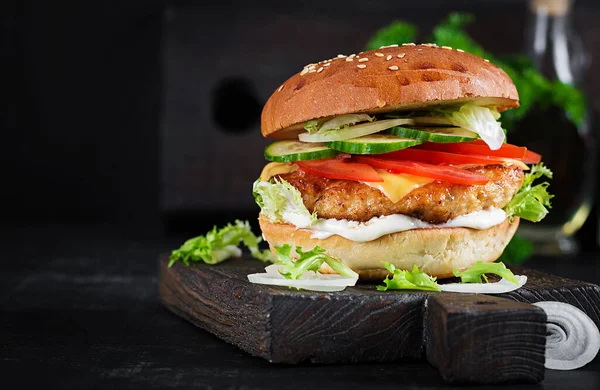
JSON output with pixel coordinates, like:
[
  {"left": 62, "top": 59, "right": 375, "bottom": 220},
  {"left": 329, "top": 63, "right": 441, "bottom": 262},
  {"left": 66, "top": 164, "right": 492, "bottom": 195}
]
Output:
[{"left": 511, "top": 0, "right": 596, "bottom": 255}]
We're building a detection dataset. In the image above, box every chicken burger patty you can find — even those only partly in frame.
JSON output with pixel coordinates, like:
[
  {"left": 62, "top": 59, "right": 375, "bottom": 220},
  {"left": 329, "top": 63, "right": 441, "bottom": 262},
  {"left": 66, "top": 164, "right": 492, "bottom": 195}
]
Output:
[{"left": 275, "top": 164, "right": 524, "bottom": 224}]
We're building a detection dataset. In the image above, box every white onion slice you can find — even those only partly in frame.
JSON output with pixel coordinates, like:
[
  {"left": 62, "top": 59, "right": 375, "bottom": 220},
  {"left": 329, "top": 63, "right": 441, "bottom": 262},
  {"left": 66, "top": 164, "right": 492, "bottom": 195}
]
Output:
[
  {"left": 409, "top": 116, "right": 454, "bottom": 125},
  {"left": 247, "top": 264, "right": 358, "bottom": 292},
  {"left": 320, "top": 114, "right": 374, "bottom": 131},
  {"left": 533, "top": 301, "right": 600, "bottom": 370},
  {"left": 298, "top": 118, "right": 415, "bottom": 143},
  {"left": 439, "top": 275, "right": 527, "bottom": 294}
]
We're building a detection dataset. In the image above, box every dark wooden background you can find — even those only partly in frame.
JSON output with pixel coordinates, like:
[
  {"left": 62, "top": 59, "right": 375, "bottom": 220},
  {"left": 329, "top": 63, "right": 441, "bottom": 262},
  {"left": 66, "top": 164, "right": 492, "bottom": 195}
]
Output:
[{"left": 4, "top": 0, "right": 600, "bottom": 245}]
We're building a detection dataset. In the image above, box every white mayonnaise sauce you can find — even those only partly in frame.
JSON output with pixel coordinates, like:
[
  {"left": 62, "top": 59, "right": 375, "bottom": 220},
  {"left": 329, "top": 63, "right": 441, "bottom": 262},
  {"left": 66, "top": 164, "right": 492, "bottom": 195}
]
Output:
[
  {"left": 289, "top": 208, "right": 507, "bottom": 242},
  {"left": 282, "top": 210, "right": 313, "bottom": 229}
]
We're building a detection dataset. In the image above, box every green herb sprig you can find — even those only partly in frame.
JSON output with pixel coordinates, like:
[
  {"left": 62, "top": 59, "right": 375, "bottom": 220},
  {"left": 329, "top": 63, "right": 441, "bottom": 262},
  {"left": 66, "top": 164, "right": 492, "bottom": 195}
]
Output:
[
  {"left": 377, "top": 262, "right": 441, "bottom": 291},
  {"left": 169, "top": 220, "right": 275, "bottom": 267},
  {"left": 273, "top": 244, "right": 358, "bottom": 280},
  {"left": 453, "top": 261, "right": 519, "bottom": 285},
  {"left": 504, "top": 163, "right": 554, "bottom": 222}
]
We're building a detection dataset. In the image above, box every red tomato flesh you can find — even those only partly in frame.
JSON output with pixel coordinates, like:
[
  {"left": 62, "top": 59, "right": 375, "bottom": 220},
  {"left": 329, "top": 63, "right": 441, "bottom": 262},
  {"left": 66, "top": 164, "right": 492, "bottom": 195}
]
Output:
[
  {"left": 379, "top": 148, "right": 510, "bottom": 166},
  {"left": 418, "top": 140, "right": 528, "bottom": 159},
  {"left": 296, "top": 159, "right": 383, "bottom": 182},
  {"left": 521, "top": 150, "right": 542, "bottom": 164},
  {"left": 353, "top": 156, "right": 489, "bottom": 185}
]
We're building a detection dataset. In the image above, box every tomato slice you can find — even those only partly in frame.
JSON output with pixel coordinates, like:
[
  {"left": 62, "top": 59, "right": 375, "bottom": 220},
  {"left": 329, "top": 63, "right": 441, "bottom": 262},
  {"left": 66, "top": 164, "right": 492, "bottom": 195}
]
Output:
[
  {"left": 520, "top": 150, "right": 542, "bottom": 164},
  {"left": 296, "top": 159, "right": 383, "bottom": 182},
  {"left": 419, "top": 141, "right": 528, "bottom": 159},
  {"left": 380, "top": 148, "right": 511, "bottom": 166},
  {"left": 354, "top": 157, "right": 489, "bottom": 185}
]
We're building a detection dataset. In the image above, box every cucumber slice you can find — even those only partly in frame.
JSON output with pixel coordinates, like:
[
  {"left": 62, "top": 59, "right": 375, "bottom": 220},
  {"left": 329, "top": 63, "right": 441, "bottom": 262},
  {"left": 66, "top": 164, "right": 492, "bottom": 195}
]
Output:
[
  {"left": 326, "top": 134, "right": 422, "bottom": 155},
  {"left": 264, "top": 140, "right": 338, "bottom": 162},
  {"left": 390, "top": 126, "right": 478, "bottom": 143},
  {"left": 298, "top": 118, "right": 415, "bottom": 143}
]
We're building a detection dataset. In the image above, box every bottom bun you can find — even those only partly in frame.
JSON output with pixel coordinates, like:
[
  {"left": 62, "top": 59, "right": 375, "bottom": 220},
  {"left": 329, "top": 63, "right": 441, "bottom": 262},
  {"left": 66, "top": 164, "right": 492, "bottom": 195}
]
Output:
[{"left": 258, "top": 214, "right": 519, "bottom": 280}]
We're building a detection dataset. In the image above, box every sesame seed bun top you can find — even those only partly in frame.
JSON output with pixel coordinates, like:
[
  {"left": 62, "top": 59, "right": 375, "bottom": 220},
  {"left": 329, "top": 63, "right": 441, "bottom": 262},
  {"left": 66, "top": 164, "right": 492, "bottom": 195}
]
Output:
[{"left": 261, "top": 44, "right": 519, "bottom": 139}]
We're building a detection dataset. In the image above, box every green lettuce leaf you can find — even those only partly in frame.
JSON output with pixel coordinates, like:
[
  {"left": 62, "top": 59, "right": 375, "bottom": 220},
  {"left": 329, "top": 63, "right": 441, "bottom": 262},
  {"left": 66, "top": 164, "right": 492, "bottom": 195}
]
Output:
[
  {"left": 437, "top": 104, "right": 504, "bottom": 149},
  {"left": 304, "top": 120, "right": 321, "bottom": 134},
  {"left": 504, "top": 163, "right": 554, "bottom": 222},
  {"left": 453, "top": 261, "right": 519, "bottom": 285},
  {"left": 274, "top": 244, "right": 358, "bottom": 280},
  {"left": 169, "top": 220, "right": 275, "bottom": 267},
  {"left": 253, "top": 178, "right": 317, "bottom": 227},
  {"left": 377, "top": 262, "right": 441, "bottom": 292}
]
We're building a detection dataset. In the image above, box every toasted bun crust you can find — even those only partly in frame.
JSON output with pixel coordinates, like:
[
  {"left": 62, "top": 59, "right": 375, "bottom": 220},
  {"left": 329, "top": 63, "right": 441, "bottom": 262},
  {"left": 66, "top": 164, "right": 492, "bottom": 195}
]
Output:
[
  {"left": 258, "top": 215, "right": 519, "bottom": 280},
  {"left": 261, "top": 44, "right": 519, "bottom": 139}
]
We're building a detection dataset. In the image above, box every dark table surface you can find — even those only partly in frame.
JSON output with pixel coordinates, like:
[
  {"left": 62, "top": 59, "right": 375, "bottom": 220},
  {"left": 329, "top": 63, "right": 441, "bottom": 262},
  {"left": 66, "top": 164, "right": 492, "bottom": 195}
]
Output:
[{"left": 2, "top": 224, "right": 600, "bottom": 389}]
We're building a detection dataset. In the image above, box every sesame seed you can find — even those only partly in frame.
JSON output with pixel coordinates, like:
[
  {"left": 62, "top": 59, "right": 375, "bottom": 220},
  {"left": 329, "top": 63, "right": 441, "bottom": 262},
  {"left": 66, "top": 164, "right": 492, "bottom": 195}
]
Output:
[
  {"left": 345, "top": 57, "right": 354, "bottom": 62},
  {"left": 397, "top": 53, "right": 406, "bottom": 58},
  {"left": 358, "top": 58, "right": 369, "bottom": 62},
  {"left": 386, "top": 55, "right": 392, "bottom": 61},
  {"left": 323, "top": 63, "right": 331, "bottom": 67},
  {"left": 456, "top": 49, "right": 464, "bottom": 53},
  {"left": 441, "top": 46, "right": 452, "bottom": 50},
  {"left": 388, "top": 65, "right": 399, "bottom": 71},
  {"left": 357, "top": 64, "right": 367, "bottom": 69},
  {"left": 277, "top": 85, "right": 284, "bottom": 92},
  {"left": 402, "top": 43, "right": 416, "bottom": 46},
  {"left": 417, "top": 48, "right": 423, "bottom": 51},
  {"left": 421, "top": 43, "right": 437, "bottom": 47},
  {"left": 300, "top": 68, "right": 309, "bottom": 76},
  {"left": 348, "top": 54, "right": 356, "bottom": 58},
  {"left": 484, "top": 59, "right": 490, "bottom": 62},
  {"left": 317, "top": 67, "right": 324, "bottom": 73},
  {"left": 308, "top": 69, "right": 316, "bottom": 73},
  {"left": 375, "top": 53, "right": 384, "bottom": 57},
  {"left": 337, "top": 54, "right": 346, "bottom": 58}
]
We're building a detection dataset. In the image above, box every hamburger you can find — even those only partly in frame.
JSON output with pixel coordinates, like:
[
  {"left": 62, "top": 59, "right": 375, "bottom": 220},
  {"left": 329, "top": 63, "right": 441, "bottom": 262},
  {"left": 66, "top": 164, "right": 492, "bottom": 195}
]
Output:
[{"left": 253, "top": 43, "right": 551, "bottom": 280}]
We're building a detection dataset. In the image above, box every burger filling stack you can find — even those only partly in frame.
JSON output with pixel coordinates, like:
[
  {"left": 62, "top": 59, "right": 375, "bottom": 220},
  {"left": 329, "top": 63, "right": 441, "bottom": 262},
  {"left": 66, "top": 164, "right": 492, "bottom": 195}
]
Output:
[{"left": 254, "top": 43, "right": 552, "bottom": 281}]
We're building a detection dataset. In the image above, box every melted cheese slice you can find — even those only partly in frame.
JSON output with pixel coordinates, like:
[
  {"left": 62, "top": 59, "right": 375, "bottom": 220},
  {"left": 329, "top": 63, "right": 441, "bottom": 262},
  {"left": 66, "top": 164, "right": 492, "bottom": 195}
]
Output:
[
  {"left": 260, "top": 162, "right": 298, "bottom": 181},
  {"left": 362, "top": 170, "right": 433, "bottom": 203}
]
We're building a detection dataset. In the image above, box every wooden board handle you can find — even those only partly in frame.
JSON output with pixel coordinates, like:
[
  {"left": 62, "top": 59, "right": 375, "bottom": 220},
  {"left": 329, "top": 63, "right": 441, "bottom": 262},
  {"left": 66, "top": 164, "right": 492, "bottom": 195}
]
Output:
[{"left": 425, "top": 293, "right": 547, "bottom": 384}]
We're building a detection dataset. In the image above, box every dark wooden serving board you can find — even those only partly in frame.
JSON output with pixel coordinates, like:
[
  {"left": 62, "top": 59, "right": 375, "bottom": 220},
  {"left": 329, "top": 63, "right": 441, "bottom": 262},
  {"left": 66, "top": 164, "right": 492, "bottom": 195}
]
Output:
[{"left": 158, "top": 255, "right": 600, "bottom": 384}]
